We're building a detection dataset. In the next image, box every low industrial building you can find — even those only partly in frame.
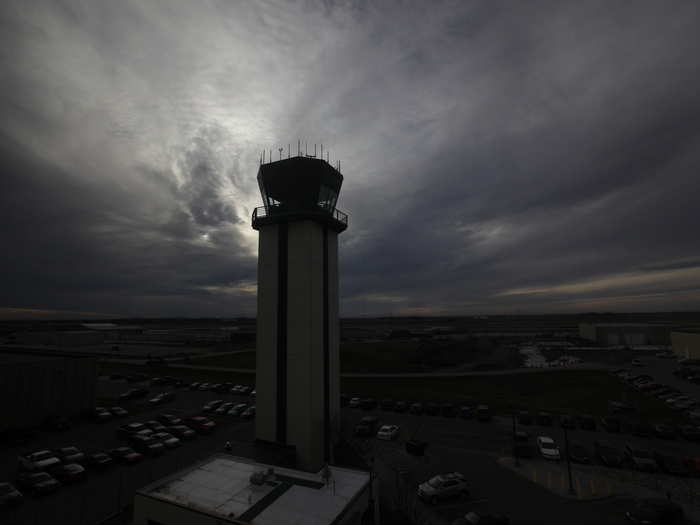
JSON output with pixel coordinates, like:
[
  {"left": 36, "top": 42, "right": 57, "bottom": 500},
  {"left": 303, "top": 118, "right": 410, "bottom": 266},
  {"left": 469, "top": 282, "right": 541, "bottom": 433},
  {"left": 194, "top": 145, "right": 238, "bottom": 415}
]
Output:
[
  {"left": 0, "top": 351, "right": 97, "bottom": 431},
  {"left": 578, "top": 323, "right": 671, "bottom": 346},
  {"left": 671, "top": 331, "right": 700, "bottom": 360},
  {"left": 133, "top": 454, "right": 370, "bottom": 525}
]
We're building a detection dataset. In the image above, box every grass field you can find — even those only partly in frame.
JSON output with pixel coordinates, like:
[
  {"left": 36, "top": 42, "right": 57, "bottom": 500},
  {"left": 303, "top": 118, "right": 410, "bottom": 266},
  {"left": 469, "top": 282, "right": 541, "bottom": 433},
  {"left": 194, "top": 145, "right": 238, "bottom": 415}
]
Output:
[{"left": 98, "top": 361, "right": 683, "bottom": 424}]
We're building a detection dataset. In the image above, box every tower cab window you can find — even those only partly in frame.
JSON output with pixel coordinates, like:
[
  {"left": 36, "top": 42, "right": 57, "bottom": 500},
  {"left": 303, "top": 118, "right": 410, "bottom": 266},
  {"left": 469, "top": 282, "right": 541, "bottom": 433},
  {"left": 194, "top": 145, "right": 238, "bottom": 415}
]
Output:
[{"left": 318, "top": 185, "right": 338, "bottom": 212}]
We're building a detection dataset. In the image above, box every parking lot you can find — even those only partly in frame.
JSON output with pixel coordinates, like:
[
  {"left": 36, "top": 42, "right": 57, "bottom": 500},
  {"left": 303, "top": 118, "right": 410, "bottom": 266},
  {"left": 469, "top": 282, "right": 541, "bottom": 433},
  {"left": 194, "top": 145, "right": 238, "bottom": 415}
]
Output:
[{"left": 0, "top": 379, "right": 257, "bottom": 525}]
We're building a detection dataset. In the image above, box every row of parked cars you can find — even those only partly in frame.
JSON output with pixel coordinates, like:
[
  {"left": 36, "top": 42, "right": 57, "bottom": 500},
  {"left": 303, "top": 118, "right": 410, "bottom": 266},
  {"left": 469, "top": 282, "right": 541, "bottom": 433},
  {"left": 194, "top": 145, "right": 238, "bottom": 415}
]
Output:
[
  {"left": 344, "top": 396, "right": 493, "bottom": 421},
  {"left": 201, "top": 400, "right": 256, "bottom": 419}
]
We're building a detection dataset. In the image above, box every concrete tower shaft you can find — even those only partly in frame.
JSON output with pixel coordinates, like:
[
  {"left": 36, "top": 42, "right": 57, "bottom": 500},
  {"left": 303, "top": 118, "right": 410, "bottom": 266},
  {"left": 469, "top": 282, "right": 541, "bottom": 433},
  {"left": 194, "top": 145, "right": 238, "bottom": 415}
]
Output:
[{"left": 252, "top": 156, "right": 347, "bottom": 472}]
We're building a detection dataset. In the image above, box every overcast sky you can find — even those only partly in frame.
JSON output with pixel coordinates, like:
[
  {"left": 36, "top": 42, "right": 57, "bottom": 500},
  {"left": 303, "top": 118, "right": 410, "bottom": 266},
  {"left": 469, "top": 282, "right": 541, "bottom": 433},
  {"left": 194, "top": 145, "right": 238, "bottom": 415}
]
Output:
[{"left": 2, "top": 0, "right": 700, "bottom": 319}]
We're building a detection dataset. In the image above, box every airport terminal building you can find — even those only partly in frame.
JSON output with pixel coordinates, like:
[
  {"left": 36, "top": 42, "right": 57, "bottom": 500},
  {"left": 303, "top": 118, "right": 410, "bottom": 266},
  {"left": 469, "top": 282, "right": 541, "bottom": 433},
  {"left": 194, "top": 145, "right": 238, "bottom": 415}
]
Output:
[
  {"left": 578, "top": 323, "right": 671, "bottom": 346},
  {"left": 134, "top": 454, "right": 370, "bottom": 525}
]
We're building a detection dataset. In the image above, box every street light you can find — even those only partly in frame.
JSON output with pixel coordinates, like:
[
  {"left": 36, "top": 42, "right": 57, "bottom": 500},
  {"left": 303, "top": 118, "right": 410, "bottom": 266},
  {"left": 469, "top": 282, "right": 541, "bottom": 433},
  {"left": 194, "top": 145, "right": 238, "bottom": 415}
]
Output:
[
  {"left": 512, "top": 410, "right": 520, "bottom": 467},
  {"left": 563, "top": 425, "right": 575, "bottom": 495}
]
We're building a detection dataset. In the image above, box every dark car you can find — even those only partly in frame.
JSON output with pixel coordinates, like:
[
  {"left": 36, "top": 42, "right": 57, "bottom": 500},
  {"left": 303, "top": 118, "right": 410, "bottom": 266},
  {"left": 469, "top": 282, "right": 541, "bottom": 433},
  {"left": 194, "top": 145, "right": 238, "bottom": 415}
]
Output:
[
  {"left": 340, "top": 394, "right": 350, "bottom": 407},
  {"left": 185, "top": 416, "right": 216, "bottom": 434},
  {"left": 679, "top": 425, "right": 700, "bottom": 442},
  {"left": 128, "top": 435, "right": 165, "bottom": 456},
  {"left": 459, "top": 405, "right": 474, "bottom": 419},
  {"left": 654, "top": 452, "right": 690, "bottom": 477},
  {"left": 241, "top": 406, "right": 256, "bottom": 419},
  {"left": 213, "top": 383, "right": 229, "bottom": 393},
  {"left": 189, "top": 382, "right": 201, "bottom": 390},
  {"left": 559, "top": 414, "right": 576, "bottom": 429},
  {"left": 394, "top": 401, "right": 407, "bottom": 413},
  {"left": 517, "top": 411, "right": 532, "bottom": 425},
  {"left": 110, "top": 406, "right": 129, "bottom": 418},
  {"left": 441, "top": 403, "right": 457, "bottom": 417},
  {"left": 85, "top": 451, "right": 113, "bottom": 470},
  {"left": 360, "top": 398, "right": 378, "bottom": 410},
  {"left": 119, "top": 388, "right": 149, "bottom": 401},
  {"left": 109, "top": 447, "right": 143, "bottom": 464},
  {"left": 49, "top": 463, "right": 86, "bottom": 484},
  {"left": 536, "top": 412, "right": 552, "bottom": 426},
  {"left": 654, "top": 424, "right": 676, "bottom": 440},
  {"left": 0, "top": 482, "right": 23, "bottom": 507},
  {"left": 157, "top": 414, "right": 182, "bottom": 426},
  {"left": 354, "top": 416, "right": 379, "bottom": 437},
  {"left": 215, "top": 402, "right": 235, "bottom": 415},
  {"left": 409, "top": 402, "right": 424, "bottom": 415},
  {"left": 89, "top": 407, "right": 112, "bottom": 423},
  {"left": 425, "top": 402, "right": 440, "bottom": 416},
  {"left": 624, "top": 498, "right": 683, "bottom": 524},
  {"left": 631, "top": 422, "right": 654, "bottom": 438},
  {"left": 578, "top": 415, "right": 596, "bottom": 430},
  {"left": 601, "top": 416, "right": 621, "bottom": 433},
  {"left": 380, "top": 398, "right": 395, "bottom": 411},
  {"left": 202, "top": 400, "right": 224, "bottom": 412},
  {"left": 567, "top": 442, "right": 591, "bottom": 464},
  {"left": 54, "top": 447, "right": 86, "bottom": 465},
  {"left": 116, "top": 422, "right": 148, "bottom": 440},
  {"left": 595, "top": 440, "right": 624, "bottom": 467},
  {"left": 476, "top": 405, "right": 491, "bottom": 422},
  {"left": 166, "top": 425, "right": 196, "bottom": 440},
  {"left": 153, "top": 432, "right": 181, "bottom": 449},
  {"left": 145, "top": 420, "right": 167, "bottom": 433},
  {"left": 624, "top": 445, "right": 658, "bottom": 472},
  {"left": 15, "top": 472, "right": 60, "bottom": 496}
]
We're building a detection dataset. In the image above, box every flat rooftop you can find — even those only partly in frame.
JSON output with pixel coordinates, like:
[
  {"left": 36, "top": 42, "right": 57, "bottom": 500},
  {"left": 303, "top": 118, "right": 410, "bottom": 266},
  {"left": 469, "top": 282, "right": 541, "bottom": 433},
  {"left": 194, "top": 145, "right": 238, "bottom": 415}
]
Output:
[{"left": 138, "top": 454, "right": 370, "bottom": 525}]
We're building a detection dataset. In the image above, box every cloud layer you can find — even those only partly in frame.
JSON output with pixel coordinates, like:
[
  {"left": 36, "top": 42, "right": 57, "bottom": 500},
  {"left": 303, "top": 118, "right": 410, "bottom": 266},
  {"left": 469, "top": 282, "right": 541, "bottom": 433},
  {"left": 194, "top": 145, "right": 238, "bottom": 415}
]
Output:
[{"left": 1, "top": 0, "right": 700, "bottom": 317}]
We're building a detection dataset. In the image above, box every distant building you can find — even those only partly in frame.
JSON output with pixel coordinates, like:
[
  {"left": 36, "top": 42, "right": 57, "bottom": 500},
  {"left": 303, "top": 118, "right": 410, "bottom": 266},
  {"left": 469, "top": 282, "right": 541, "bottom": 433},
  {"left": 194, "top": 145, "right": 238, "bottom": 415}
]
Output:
[
  {"left": 671, "top": 331, "right": 700, "bottom": 360},
  {"left": 133, "top": 454, "right": 370, "bottom": 525},
  {"left": 578, "top": 323, "right": 671, "bottom": 346},
  {"left": 0, "top": 351, "right": 97, "bottom": 432}
]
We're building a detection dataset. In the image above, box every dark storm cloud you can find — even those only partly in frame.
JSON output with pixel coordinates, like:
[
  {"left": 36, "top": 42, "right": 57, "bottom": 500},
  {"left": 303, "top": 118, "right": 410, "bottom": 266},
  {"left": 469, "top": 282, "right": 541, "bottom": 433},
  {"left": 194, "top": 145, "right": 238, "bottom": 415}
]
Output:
[{"left": 1, "top": 0, "right": 699, "bottom": 317}]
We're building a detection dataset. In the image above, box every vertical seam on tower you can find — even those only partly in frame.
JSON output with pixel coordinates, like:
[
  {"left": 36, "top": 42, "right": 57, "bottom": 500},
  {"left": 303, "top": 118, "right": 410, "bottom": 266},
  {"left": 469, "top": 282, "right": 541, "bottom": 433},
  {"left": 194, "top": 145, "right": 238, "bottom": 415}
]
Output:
[
  {"left": 277, "top": 221, "right": 288, "bottom": 444},
  {"left": 323, "top": 226, "right": 330, "bottom": 463}
]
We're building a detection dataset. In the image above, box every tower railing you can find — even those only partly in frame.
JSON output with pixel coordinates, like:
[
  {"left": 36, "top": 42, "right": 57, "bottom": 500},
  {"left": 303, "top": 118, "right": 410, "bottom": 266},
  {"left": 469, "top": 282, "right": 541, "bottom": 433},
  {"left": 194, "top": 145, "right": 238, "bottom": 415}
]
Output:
[{"left": 252, "top": 205, "right": 348, "bottom": 226}]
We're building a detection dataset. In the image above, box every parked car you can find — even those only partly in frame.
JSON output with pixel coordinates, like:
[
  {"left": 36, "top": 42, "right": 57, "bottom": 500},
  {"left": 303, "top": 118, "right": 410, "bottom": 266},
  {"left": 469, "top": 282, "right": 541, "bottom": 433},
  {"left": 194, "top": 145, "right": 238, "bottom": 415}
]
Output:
[
  {"left": 567, "top": 442, "right": 590, "bottom": 464},
  {"left": 460, "top": 511, "right": 510, "bottom": 525},
  {"left": 654, "top": 452, "right": 690, "bottom": 477},
  {"left": 128, "top": 434, "right": 165, "bottom": 456},
  {"left": 108, "top": 447, "right": 143, "bottom": 464},
  {"left": 354, "top": 416, "right": 379, "bottom": 437},
  {"left": 476, "top": 405, "right": 491, "bottom": 422},
  {"left": 601, "top": 416, "right": 621, "bottom": 433},
  {"left": 536, "top": 412, "right": 552, "bottom": 426},
  {"left": 624, "top": 498, "right": 683, "bottom": 524},
  {"left": 0, "top": 482, "right": 23, "bottom": 507},
  {"left": 536, "top": 436, "right": 560, "bottom": 461},
  {"left": 227, "top": 403, "right": 248, "bottom": 417},
  {"left": 49, "top": 463, "right": 86, "bottom": 484},
  {"left": 594, "top": 441, "right": 623, "bottom": 467},
  {"left": 215, "top": 402, "right": 235, "bottom": 415},
  {"left": 241, "top": 406, "right": 256, "bottom": 419},
  {"left": 340, "top": 394, "right": 349, "bottom": 407},
  {"left": 441, "top": 403, "right": 457, "bottom": 417},
  {"left": 119, "top": 388, "right": 149, "bottom": 401},
  {"left": 157, "top": 414, "right": 182, "bottom": 426},
  {"left": 110, "top": 407, "right": 129, "bottom": 418},
  {"left": 624, "top": 445, "right": 658, "bottom": 472},
  {"left": 185, "top": 416, "right": 216, "bottom": 434},
  {"left": 198, "top": 383, "right": 211, "bottom": 391},
  {"left": 380, "top": 399, "right": 395, "bottom": 411},
  {"left": 189, "top": 382, "right": 201, "bottom": 390},
  {"left": 15, "top": 472, "right": 60, "bottom": 496},
  {"left": 654, "top": 424, "right": 676, "bottom": 440},
  {"left": 409, "top": 402, "right": 424, "bottom": 415},
  {"left": 425, "top": 402, "right": 439, "bottom": 416},
  {"left": 54, "top": 447, "right": 86, "bottom": 465},
  {"left": 377, "top": 425, "right": 399, "bottom": 440},
  {"left": 360, "top": 398, "right": 378, "bottom": 410},
  {"left": 459, "top": 405, "right": 474, "bottom": 419},
  {"left": 89, "top": 407, "right": 112, "bottom": 423},
  {"left": 153, "top": 432, "right": 181, "bottom": 449},
  {"left": 394, "top": 401, "right": 408, "bottom": 413},
  {"left": 202, "top": 400, "right": 224, "bottom": 412},
  {"left": 417, "top": 472, "right": 469, "bottom": 504},
  {"left": 349, "top": 397, "right": 361, "bottom": 408},
  {"left": 18, "top": 450, "right": 61, "bottom": 472},
  {"left": 631, "top": 359, "right": 643, "bottom": 367},
  {"left": 559, "top": 414, "right": 576, "bottom": 429},
  {"left": 116, "top": 422, "right": 148, "bottom": 440},
  {"left": 85, "top": 451, "right": 113, "bottom": 470},
  {"left": 517, "top": 411, "right": 532, "bottom": 425},
  {"left": 166, "top": 425, "right": 196, "bottom": 440}
]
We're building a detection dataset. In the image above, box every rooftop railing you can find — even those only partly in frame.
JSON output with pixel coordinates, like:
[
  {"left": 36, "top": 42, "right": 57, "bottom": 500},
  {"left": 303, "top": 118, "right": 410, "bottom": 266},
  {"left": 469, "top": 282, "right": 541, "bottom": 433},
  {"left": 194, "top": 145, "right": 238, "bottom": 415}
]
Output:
[{"left": 252, "top": 205, "right": 348, "bottom": 226}]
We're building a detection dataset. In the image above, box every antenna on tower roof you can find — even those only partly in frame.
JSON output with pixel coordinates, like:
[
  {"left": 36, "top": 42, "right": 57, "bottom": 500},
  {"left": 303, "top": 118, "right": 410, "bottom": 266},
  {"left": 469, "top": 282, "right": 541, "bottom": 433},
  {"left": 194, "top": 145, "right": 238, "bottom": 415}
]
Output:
[
  {"left": 305, "top": 142, "right": 308, "bottom": 156},
  {"left": 278, "top": 147, "right": 283, "bottom": 160},
  {"left": 314, "top": 144, "right": 317, "bottom": 158},
  {"left": 320, "top": 144, "right": 323, "bottom": 159},
  {"left": 298, "top": 140, "right": 300, "bottom": 157},
  {"left": 288, "top": 144, "right": 290, "bottom": 159},
  {"left": 263, "top": 150, "right": 265, "bottom": 164}
]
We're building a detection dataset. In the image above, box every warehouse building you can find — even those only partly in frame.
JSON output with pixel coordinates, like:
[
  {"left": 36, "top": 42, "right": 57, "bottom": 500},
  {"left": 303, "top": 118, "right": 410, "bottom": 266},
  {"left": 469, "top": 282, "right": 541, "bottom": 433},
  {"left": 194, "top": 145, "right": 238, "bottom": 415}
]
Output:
[
  {"left": 0, "top": 351, "right": 97, "bottom": 432},
  {"left": 671, "top": 331, "right": 700, "bottom": 360},
  {"left": 578, "top": 323, "right": 671, "bottom": 346},
  {"left": 133, "top": 454, "right": 370, "bottom": 525}
]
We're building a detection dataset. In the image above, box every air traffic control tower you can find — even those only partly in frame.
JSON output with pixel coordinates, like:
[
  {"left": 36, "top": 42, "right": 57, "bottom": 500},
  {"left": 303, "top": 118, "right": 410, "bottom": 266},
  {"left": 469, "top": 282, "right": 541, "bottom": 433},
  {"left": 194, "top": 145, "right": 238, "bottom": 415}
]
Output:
[{"left": 252, "top": 153, "right": 348, "bottom": 472}]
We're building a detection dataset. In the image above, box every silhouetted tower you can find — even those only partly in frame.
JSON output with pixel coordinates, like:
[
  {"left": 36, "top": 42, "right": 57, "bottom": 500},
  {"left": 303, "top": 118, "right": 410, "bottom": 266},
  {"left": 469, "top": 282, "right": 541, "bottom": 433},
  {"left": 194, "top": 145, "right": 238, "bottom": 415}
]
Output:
[{"left": 252, "top": 155, "right": 348, "bottom": 472}]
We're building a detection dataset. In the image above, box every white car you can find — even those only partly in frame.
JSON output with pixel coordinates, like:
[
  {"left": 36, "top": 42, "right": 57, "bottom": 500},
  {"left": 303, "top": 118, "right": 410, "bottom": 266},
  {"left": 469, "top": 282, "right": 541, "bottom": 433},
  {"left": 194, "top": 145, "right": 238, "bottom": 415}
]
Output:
[
  {"left": 536, "top": 436, "right": 560, "bottom": 460},
  {"left": 376, "top": 425, "right": 399, "bottom": 440},
  {"left": 349, "top": 397, "right": 361, "bottom": 408}
]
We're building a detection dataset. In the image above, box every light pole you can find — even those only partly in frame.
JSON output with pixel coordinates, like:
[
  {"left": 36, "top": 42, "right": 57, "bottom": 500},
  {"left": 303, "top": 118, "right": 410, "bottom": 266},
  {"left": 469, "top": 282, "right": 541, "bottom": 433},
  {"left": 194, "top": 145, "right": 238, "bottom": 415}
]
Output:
[
  {"left": 563, "top": 425, "right": 575, "bottom": 495},
  {"left": 512, "top": 411, "right": 520, "bottom": 467}
]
